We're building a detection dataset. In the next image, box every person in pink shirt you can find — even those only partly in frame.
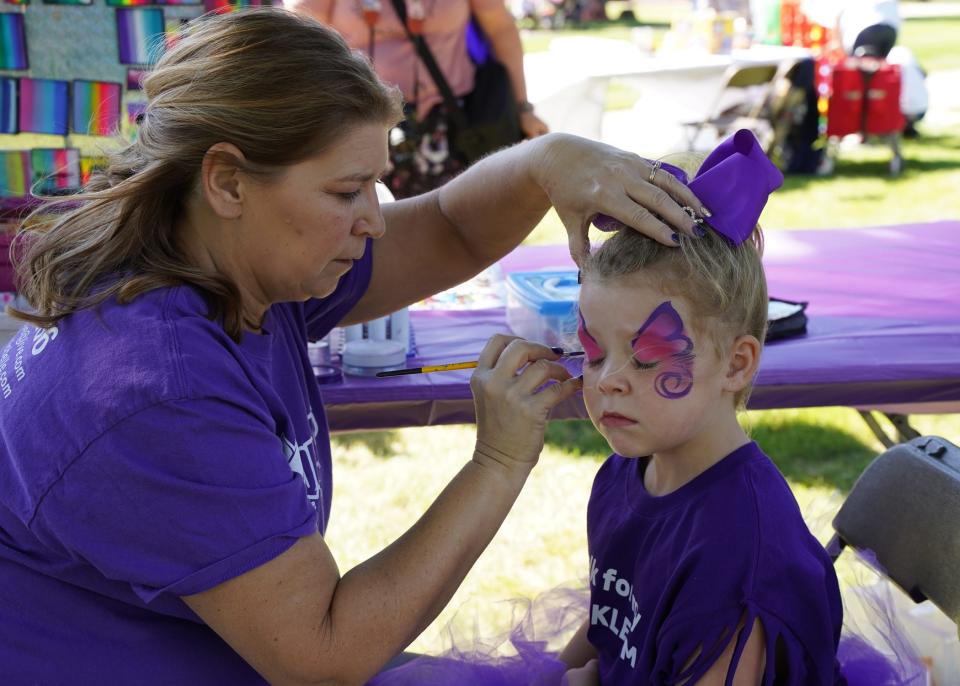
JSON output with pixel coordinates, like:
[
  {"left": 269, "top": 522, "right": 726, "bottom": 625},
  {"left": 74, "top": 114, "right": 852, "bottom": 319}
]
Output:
[
  {"left": 288, "top": 0, "right": 545, "bottom": 132},
  {"left": 286, "top": 0, "right": 548, "bottom": 196}
]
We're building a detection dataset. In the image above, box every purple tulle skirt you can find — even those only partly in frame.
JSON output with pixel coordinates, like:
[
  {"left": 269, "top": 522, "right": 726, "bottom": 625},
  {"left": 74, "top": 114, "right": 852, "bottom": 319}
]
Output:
[
  {"left": 367, "top": 577, "right": 929, "bottom": 686},
  {"left": 367, "top": 588, "right": 584, "bottom": 686}
]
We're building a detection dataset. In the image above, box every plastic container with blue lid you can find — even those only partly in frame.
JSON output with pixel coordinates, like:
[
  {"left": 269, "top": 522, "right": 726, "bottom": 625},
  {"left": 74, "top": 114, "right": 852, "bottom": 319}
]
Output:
[{"left": 505, "top": 270, "right": 581, "bottom": 348}]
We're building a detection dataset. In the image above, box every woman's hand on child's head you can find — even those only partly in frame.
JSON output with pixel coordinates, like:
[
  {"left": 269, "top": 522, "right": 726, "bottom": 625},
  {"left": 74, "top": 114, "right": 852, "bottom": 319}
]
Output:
[
  {"left": 528, "top": 133, "right": 707, "bottom": 266},
  {"left": 471, "top": 335, "right": 583, "bottom": 474},
  {"left": 562, "top": 659, "right": 600, "bottom": 686}
]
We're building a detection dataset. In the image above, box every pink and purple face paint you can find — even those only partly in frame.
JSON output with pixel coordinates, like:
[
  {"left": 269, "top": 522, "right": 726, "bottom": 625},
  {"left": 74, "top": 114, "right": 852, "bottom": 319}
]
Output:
[{"left": 578, "top": 302, "right": 695, "bottom": 400}]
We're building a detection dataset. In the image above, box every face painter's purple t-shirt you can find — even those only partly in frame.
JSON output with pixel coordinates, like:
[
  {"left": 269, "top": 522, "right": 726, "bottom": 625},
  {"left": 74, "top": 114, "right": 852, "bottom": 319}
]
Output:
[
  {"left": 587, "top": 442, "right": 846, "bottom": 685},
  {"left": 0, "top": 242, "right": 372, "bottom": 683}
]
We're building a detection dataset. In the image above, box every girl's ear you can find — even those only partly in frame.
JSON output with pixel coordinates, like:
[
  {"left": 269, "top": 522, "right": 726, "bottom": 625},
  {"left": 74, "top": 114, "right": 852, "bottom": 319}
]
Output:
[{"left": 723, "top": 334, "right": 761, "bottom": 394}]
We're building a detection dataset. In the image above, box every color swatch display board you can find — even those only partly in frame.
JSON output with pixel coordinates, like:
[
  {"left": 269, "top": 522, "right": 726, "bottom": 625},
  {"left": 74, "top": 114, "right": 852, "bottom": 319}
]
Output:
[{"left": 0, "top": 0, "right": 269, "bottom": 200}]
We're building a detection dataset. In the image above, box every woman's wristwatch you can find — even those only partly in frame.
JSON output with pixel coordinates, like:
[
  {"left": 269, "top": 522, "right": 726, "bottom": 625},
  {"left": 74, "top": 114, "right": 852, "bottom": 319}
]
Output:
[{"left": 516, "top": 100, "right": 535, "bottom": 114}]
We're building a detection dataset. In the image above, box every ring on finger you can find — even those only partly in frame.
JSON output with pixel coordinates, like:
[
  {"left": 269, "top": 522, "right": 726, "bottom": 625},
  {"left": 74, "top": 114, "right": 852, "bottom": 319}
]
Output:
[{"left": 648, "top": 159, "right": 662, "bottom": 183}]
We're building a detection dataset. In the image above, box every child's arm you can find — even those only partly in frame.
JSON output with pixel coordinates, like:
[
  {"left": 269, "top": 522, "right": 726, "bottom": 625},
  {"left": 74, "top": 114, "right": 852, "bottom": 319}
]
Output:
[
  {"left": 562, "top": 659, "right": 599, "bottom": 686},
  {"left": 559, "top": 619, "right": 597, "bottom": 669},
  {"left": 686, "top": 617, "right": 766, "bottom": 686}
]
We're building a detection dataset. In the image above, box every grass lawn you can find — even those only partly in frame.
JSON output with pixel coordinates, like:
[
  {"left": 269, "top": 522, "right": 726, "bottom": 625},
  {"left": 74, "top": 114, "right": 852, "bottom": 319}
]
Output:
[
  {"left": 900, "top": 16, "right": 960, "bottom": 72},
  {"left": 325, "top": 14, "right": 960, "bottom": 655}
]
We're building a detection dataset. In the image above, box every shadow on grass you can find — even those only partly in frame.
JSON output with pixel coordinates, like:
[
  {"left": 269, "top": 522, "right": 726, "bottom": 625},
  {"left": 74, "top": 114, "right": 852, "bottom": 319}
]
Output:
[
  {"left": 332, "top": 430, "right": 400, "bottom": 458},
  {"left": 749, "top": 418, "right": 878, "bottom": 493},
  {"left": 545, "top": 417, "right": 878, "bottom": 494}
]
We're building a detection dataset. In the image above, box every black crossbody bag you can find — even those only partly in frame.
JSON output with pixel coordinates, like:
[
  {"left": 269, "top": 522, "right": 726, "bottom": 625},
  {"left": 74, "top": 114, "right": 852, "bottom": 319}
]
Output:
[{"left": 389, "top": 0, "right": 522, "bottom": 164}]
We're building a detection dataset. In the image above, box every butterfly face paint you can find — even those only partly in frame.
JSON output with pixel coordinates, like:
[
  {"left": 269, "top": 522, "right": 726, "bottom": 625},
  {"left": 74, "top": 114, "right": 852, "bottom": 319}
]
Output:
[
  {"left": 631, "top": 301, "right": 695, "bottom": 399},
  {"left": 577, "top": 310, "right": 603, "bottom": 362}
]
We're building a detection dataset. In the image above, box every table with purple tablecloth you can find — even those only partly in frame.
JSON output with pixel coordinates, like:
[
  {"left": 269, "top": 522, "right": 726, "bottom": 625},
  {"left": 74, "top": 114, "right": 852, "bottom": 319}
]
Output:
[{"left": 324, "top": 221, "right": 960, "bottom": 432}]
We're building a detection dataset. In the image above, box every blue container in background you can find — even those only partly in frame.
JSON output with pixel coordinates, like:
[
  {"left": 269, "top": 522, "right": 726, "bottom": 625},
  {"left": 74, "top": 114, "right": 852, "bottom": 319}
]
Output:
[{"left": 505, "top": 270, "right": 581, "bottom": 348}]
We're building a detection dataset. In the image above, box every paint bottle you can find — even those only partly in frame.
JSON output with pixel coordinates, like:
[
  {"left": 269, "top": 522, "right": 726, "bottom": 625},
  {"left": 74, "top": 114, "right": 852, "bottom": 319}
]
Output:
[{"left": 389, "top": 308, "right": 410, "bottom": 355}]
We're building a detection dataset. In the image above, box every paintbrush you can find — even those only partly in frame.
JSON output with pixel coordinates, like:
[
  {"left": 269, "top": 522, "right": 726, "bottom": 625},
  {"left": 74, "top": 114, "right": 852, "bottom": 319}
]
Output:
[{"left": 375, "top": 348, "right": 585, "bottom": 377}]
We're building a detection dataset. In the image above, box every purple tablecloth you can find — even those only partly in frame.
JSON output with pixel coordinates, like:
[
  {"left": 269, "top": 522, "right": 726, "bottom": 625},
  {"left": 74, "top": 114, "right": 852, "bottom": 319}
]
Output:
[{"left": 324, "top": 221, "right": 960, "bottom": 431}]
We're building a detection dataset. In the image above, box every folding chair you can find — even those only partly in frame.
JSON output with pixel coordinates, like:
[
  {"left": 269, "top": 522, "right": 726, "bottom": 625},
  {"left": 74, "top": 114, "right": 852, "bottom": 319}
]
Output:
[
  {"left": 827, "top": 436, "right": 960, "bottom": 626},
  {"left": 682, "top": 62, "right": 785, "bottom": 151}
]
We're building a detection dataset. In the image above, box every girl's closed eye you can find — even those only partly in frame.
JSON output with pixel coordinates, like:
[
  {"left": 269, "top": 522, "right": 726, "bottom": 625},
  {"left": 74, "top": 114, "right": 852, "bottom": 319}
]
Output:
[
  {"left": 585, "top": 356, "right": 658, "bottom": 372},
  {"left": 336, "top": 189, "right": 363, "bottom": 202},
  {"left": 632, "top": 358, "right": 658, "bottom": 371}
]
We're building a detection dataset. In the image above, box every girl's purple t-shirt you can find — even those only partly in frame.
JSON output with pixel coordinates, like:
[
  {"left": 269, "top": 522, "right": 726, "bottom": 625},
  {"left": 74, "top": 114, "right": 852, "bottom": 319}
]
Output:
[
  {"left": 0, "top": 243, "right": 373, "bottom": 683},
  {"left": 587, "top": 442, "right": 846, "bottom": 685}
]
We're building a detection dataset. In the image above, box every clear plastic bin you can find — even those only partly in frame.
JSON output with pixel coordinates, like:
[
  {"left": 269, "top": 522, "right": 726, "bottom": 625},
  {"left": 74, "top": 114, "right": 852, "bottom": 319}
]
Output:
[{"left": 505, "top": 270, "right": 580, "bottom": 348}]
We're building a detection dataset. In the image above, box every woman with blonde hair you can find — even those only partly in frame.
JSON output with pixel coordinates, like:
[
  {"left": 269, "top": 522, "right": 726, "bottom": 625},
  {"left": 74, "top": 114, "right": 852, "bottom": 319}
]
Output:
[{"left": 0, "top": 9, "right": 705, "bottom": 683}]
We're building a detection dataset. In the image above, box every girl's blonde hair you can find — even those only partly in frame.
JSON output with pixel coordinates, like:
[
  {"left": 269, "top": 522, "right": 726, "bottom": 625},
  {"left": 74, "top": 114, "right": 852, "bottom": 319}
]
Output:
[
  {"left": 581, "top": 155, "right": 768, "bottom": 407},
  {"left": 10, "top": 8, "right": 403, "bottom": 339}
]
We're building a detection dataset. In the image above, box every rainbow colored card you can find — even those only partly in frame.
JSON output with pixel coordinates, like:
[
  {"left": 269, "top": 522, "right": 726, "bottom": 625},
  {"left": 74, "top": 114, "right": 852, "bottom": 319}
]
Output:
[
  {"left": 0, "top": 150, "right": 30, "bottom": 198},
  {"left": 71, "top": 81, "right": 122, "bottom": 136},
  {"left": 108, "top": 0, "right": 203, "bottom": 4},
  {"left": 0, "top": 77, "right": 16, "bottom": 134},
  {"left": 0, "top": 13, "right": 28, "bottom": 70},
  {"left": 203, "top": 0, "right": 262, "bottom": 14},
  {"left": 42, "top": 0, "right": 93, "bottom": 5},
  {"left": 116, "top": 8, "right": 166, "bottom": 65},
  {"left": 30, "top": 148, "right": 80, "bottom": 195},
  {"left": 2, "top": 0, "right": 29, "bottom": 7},
  {"left": 19, "top": 78, "right": 69, "bottom": 135}
]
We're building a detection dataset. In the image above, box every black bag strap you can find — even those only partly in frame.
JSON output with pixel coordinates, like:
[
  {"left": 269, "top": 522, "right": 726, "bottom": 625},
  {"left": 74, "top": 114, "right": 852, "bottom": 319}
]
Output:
[{"left": 389, "top": 0, "right": 469, "bottom": 129}]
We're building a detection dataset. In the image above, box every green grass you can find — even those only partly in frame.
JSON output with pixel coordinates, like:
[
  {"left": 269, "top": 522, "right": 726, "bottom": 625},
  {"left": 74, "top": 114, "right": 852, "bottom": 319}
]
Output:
[
  {"left": 329, "top": 410, "right": 960, "bottom": 654},
  {"left": 900, "top": 17, "right": 960, "bottom": 72}
]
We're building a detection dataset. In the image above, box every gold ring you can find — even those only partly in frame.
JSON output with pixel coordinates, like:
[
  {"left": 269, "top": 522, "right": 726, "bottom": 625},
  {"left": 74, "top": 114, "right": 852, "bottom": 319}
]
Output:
[{"left": 648, "top": 159, "right": 662, "bottom": 183}]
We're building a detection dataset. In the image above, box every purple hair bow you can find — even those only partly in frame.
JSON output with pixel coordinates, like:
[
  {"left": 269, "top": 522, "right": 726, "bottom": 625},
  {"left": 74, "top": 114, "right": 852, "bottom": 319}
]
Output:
[{"left": 594, "top": 129, "right": 784, "bottom": 246}]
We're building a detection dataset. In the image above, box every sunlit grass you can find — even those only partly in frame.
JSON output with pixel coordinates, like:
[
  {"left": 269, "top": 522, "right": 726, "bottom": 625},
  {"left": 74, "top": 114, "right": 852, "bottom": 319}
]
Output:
[
  {"left": 327, "top": 425, "right": 599, "bottom": 653},
  {"left": 900, "top": 17, "right": 960, "bottom": 72},
  {"left": 328, "top": 409, "right": 960, "bottom": 654}
]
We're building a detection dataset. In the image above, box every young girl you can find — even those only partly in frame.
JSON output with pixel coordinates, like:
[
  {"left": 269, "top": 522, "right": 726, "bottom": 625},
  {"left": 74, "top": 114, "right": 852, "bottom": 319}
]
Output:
[
  {"left": 559, "top": 131, "right": 846, "bottom": 684},
  {"left": 370, "top": 131, "right": 919, "bottom": 685},
  {"left": 560, "top": 130, "right": 920, "bottom": 686}
]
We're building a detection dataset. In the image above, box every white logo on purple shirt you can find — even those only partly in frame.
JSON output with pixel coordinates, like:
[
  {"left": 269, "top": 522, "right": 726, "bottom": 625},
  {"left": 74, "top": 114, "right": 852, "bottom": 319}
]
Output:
[
  {"left": 31, "top": 325, "right": 59, "bottom": 357},
  {"left": 590, "top": 555, "right": 642, "bottom": 668},
  {"left": 1, "top": 326, "right": 51, "bottom": 400},
  {"left": 283, "top": 411, "right": 322, "bottom": 507}
]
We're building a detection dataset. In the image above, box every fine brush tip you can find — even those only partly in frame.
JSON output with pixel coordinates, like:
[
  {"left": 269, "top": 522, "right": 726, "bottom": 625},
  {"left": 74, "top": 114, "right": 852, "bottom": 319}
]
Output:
[{"left": 550, "top": 347, "right": 584, "bottom": 357}]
